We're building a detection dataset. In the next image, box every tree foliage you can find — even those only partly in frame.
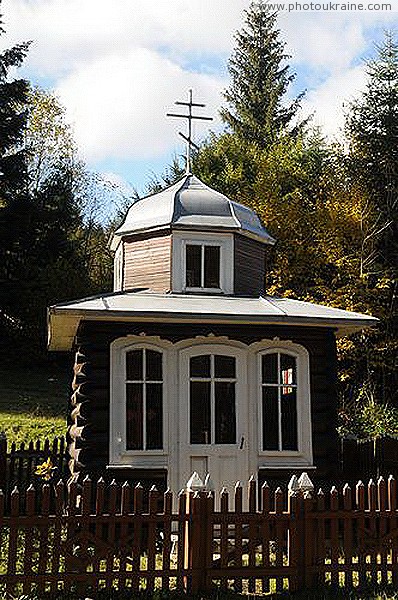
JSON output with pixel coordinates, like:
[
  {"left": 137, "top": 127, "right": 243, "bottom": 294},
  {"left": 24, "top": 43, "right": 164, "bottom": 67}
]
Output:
[
  {"left": 0, "top": 11, "right": 112, "bottom": 359},
  {"left": 221, "top": 1, "right": 306, "bottom": 147}
]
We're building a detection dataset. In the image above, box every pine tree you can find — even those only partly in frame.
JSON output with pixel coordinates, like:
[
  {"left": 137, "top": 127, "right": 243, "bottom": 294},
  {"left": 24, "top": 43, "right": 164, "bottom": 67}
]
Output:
[{"left": 221, "top": 1, "right": 305, "bottom": 147}]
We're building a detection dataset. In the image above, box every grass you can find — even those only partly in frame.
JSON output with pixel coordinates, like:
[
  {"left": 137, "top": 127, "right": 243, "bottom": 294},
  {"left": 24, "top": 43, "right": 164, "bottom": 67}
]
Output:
[
  {"left": 8, "top": 585, "right": 398, "bottom": 599},
  {"left": 0, "top": 361, "right": 70, "bottom": 444}
]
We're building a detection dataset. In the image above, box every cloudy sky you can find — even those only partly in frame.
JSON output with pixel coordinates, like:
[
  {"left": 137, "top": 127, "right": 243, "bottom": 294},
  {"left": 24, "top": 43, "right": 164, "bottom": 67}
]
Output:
[{"left": 1, "top": 0, "right": 397, "bottom": 196}]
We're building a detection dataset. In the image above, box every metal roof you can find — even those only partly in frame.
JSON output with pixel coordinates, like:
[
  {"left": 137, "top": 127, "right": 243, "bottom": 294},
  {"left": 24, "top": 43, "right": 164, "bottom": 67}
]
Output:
[
  {"left": 48, "top": 291, "right": 378, "bottom": 351},
  {"left": 111, "top": 174, "right": 276, "bottom": 248}
]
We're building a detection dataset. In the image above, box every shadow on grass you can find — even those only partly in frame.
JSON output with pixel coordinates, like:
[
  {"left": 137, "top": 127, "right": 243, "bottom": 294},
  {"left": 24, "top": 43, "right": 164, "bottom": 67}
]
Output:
[{"left": 15, "top": 586, "right": 398, "bottom": 600}]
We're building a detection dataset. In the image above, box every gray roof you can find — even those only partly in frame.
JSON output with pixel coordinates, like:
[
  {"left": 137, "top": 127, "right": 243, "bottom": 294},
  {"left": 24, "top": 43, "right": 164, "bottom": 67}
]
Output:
[
  {"left": 111, "top": 174, "right": 275, "bottom": 248},
  {"left": 48, "top": 291, "right": 378, "bottom": 351}
]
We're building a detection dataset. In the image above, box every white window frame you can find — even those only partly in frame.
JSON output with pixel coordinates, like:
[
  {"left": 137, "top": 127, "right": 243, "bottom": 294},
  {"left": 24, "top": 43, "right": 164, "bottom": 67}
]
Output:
[
  {"left": 178, "top": 343, "right": 247, "bottom": 450},
  {"left": 109, "top": 337, "right": 172, "bottom": 468},
  {"left": 172, "top": 231, "right": 234, "bottom": 294},
  {"left": 249, "top": 340, "right": 313, "bottom": 468},
  {"left": 113, "top": 242, "right": 124, "bottom": 292}
]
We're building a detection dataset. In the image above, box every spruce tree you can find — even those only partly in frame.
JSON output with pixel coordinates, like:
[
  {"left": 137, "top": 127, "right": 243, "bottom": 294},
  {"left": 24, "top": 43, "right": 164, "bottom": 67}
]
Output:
[
  {"left": 346, "top": 31, "right": 398, "bottom": 272},
  {"left": 345, "top": 31, "right": 398, "bottom": 406},
  {"left": 0, "top": 6, "right": 30, "bottom": 350},
  {"left": 221, "top": 1, "right": 305, "bottom": 147},
  {"left": 0, "top": 11, "right": 30, "bottom": 203}
]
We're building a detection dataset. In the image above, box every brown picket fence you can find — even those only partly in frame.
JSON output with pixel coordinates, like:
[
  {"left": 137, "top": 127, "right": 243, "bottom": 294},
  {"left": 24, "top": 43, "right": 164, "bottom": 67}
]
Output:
[
  {"left": 0, "top": 434, "right": 68, "bottom": 493},
  {"left": 0, "top": 475, "right": 397, "bottom": 597}
]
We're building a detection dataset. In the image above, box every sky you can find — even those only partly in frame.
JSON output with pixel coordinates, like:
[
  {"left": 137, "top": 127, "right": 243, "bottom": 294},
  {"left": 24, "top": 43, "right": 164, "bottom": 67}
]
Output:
[{"left": 1, "top": 0, "right": 397, "bottom": 200}]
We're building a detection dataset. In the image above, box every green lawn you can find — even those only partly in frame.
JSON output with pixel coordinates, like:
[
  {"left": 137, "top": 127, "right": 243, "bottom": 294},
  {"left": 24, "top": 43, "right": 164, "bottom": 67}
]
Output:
[{"left": 0, "top": 362, "right": 70, "bottom": 445}]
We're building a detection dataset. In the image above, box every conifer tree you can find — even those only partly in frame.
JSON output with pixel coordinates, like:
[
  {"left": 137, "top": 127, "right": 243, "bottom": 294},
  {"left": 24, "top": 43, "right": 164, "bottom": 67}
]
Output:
[
  {"left": 345, "top": 31, "right": 398, "bottom": 406},
  {"left": 0, "top": 8, "right": 30, "bottom": 202},
  {"left": 221, "top": 1, "right": 305, "bottom": 147},
  {"left": 346, "top": 31, "right": 398, "bottom": 274}
]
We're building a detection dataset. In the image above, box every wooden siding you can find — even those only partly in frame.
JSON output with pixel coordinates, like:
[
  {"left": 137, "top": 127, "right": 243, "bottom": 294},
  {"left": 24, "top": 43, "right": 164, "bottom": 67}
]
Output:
[
  {"left": 69, "top": 321, "right": 339, "bottom": 485},
  {"left": 123, "top": 231, "right": 172, "bottom": 292},
  {"left": 234, "top": 234, "right": 266, "bottom": 296}
]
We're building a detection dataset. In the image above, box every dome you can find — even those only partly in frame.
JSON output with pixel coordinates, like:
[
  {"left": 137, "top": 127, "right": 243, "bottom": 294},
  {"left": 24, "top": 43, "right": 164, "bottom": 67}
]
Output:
[{"left": 111, "top": 173, "right": 275, "bottom": 248}]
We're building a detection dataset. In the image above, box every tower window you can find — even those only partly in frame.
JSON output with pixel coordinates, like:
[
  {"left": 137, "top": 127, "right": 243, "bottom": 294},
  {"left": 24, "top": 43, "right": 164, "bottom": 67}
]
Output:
[{"left": 186, "top": 244, "right": 220, "bottom": 289}]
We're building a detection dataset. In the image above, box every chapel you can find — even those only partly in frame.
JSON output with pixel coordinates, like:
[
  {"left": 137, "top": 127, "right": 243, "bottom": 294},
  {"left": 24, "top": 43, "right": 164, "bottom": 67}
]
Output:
[{"left": 48, "top": 170, "right": 377, "bottom": 496}]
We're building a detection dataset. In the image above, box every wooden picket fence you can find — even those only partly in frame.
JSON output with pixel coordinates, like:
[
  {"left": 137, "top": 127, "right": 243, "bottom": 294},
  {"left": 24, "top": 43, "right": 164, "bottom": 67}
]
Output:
[
  {"left": 0, "top": 435, "right": 68, "bottom": 492},
  {"left": 0, "top": 475, "right": 397, "bottom": 596}
]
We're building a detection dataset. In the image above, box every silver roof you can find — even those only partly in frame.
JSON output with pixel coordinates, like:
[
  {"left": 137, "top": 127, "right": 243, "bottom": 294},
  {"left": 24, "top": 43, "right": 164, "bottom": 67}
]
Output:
[
  {"left": 48, "top": 291, "right": 378, "bottom": 351},
  {"left": 111, "top": 174, "right": 275, "bottom": 247}
]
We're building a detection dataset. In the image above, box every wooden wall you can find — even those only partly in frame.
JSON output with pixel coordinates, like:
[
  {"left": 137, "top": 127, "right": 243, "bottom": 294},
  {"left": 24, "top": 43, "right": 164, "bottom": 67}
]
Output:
[
  {"left": 234, "top": 235, "right": 266, "bottom": 296},
  {"left": 123, "top": 230, "right": 172, "bottom": 292},
  {"left": 68, "top": 321, "right": 339, "bottom": 487}
]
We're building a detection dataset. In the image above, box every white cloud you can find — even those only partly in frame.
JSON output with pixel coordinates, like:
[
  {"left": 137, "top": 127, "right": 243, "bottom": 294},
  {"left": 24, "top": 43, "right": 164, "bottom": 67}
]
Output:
[
  {"left": 301, "top": 64, "right": 367, "bottom": 139},
  {"left": 1, "top": 0, "right": 396, "bottom": 176},
  {"left": 2, "top": 0, "right": 247, "bottom": 76},
  {"left": 282, "top": 13, "right": 367, "bottom": 72},
  {"left": 56, "top": 47, "right": 224, "bottom": 162}
]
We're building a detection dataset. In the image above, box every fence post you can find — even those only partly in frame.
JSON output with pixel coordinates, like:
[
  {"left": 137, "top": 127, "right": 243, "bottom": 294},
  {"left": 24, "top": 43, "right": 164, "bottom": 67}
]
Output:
[
  {"left": 185, "top": 490, "right": 210, "bottom": 594},
  {"left": 0, "top": 432, "right": 7, "bottom": 490},
  {"left": 289, "top": 476, "right": 316, "bottom": 592}
]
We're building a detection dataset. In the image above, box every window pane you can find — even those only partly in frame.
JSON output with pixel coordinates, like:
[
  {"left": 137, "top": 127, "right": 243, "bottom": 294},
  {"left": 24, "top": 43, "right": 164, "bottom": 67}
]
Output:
[
  {"left": 186, "top": 244, "right": 201, "bottom": 287},
  {"left": 215, "top": 382, "right": 236, "bottom": 444},
  {"left": 146, "top": 350, "right": 162, "bottom": 381},
  {"left": 146, "top": 383, "right": 163, "bottom": 450},
  {"left": 126, "top": 350, "right": 143, "bottom": 381},
  {"left": 282, "top": 389, "right": 298, "bottom": 450},
  {"left": 214, "top": 355, "right": 236, "bottom": 378},
  {"left": 190, "top": 355, "right": 211, "bottom": 378},
  {"left": 280, "top": 354, "right": 297, "bottom": 387},
  {"left": 262, "top": 354, "right": 278, "bottom": 384},
  {"left": 262, "top": 387, "right": 279, "bottom": 451},
  {"left": 190, "top": 381, "right": 211, "bottom": 444},
  {"left": 204, "top": 245, "right": 220, "bottom": 288},
  {"left": 126, "top": 383, "right": 143, "bottom": 450}
]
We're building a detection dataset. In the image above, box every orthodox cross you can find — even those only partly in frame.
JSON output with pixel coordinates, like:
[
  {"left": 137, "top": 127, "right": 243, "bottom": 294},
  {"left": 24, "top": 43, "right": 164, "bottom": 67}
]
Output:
[{"left": 167, "top": 89, "right": 213, "bottom": 173}]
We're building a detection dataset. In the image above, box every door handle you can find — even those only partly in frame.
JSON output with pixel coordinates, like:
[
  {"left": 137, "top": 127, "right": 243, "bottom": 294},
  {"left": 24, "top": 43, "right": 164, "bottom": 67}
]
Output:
[{"left": 239, "top": 436, "right": 244, "bottom": 450}]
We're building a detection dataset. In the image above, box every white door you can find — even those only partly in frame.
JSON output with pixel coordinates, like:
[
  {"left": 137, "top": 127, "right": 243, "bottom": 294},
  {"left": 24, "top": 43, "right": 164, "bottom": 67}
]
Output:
[{"left": 177, "top": 345, "right": 249, "bottom": 502}]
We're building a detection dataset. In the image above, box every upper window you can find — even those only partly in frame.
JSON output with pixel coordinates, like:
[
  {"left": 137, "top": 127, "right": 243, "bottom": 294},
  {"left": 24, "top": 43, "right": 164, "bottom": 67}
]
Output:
[
  {"left": 261, "top": 352, "right": 298, "bottom": 452},
  {"left": 172, "top": 232, "right": 234, "bottom": 294},
  {"left": 125, "top": 348, "right": 163, "bottom": 450},
  {"left": 186, "top": 243, "right": 220, "bottom": 289}
]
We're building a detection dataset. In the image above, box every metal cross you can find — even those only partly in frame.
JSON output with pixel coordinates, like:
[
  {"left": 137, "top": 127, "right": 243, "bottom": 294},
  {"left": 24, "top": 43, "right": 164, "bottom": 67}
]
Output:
[{"left": 167, "top": 89, "right": 213, "bottom": 173}]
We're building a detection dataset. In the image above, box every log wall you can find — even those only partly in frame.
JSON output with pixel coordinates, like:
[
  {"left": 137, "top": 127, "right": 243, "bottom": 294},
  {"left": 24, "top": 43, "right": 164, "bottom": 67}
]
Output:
[{"left": 68, "top": 321, "right": 339, "bottom": 486}]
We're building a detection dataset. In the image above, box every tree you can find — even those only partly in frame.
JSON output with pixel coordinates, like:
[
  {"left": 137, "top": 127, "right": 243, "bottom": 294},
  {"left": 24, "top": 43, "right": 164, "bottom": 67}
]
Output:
[
  {"left": 24, "top": 86, "right": 79, "bottom": 195},
  {"left": 346, "top": 31, "right": 398, "bottom": 273},
  {"left": 0, "top": 6, "right": 31, "bottom": 351},
  {"left": 0, "top": 11, "right": 30, "bottom": 205},
  {"left": 221, "top": 1, "right": 306, "bottom": 147},
  {"left": 344, "top": 32, "right": 398, "bottom": 406}
]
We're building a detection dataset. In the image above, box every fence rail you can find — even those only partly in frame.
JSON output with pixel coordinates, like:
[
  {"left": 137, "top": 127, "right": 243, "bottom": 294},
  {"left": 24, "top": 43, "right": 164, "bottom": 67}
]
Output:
[{"left": 0, "top": 475, "right": 397, "bottom": 596}]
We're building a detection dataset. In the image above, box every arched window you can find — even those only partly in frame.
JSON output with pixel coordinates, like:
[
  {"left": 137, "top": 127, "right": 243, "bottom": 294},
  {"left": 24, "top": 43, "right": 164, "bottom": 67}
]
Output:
[
  {"left": 257, "top": 343, "right": 312, "bottom": 464},
  {"left": 189, "top": 353, "right": 237, "bottom": 445},
  {"left": 125, "top": 348, "right": 163, "bottom": 450},
  {"left": 261, "top": 352, "right": 298, "bottom": 451},
  {"left": 110, "top": 339, "right": 168, "bottom": 464}
]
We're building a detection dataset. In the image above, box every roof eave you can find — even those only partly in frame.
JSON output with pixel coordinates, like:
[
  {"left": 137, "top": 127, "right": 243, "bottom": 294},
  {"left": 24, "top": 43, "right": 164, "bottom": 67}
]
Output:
[{"left": 48, "top": 307, "right": 378, "bottom": 351}]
